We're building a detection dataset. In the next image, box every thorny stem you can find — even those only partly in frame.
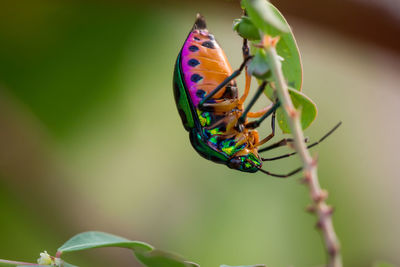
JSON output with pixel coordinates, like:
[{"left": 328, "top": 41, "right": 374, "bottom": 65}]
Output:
[{"left": 263, "top": 36, "right": 342, "bottom": 267}]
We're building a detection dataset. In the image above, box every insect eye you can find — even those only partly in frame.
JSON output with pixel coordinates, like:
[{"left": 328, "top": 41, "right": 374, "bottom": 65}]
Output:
[{"left": 227, "top": 157, "right": 242, "bottom": 169}]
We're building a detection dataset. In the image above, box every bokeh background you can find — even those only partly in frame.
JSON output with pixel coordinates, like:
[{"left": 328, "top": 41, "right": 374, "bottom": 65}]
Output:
[{"left": 0, "top": 0, "right": 399, "bottom": 266}]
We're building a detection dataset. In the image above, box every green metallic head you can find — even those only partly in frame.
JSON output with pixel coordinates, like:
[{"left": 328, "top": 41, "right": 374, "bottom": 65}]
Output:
[{"left": 227, "top": 153, "right": 262, "bottom": 173}]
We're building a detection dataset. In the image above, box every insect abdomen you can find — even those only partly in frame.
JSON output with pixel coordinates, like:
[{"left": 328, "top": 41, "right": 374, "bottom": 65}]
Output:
[{"left": 180, "top": 28, "right": 236, "bottom": 108}]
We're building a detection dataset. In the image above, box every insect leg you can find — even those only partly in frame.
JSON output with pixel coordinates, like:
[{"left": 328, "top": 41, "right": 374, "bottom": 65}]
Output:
[
  {"left": 242, "top": 37, "right": 250, "bottom": 59},
  {"left": 247, "top": 159, "right": 302, "bottom": 178},
  {"left": 244, "top": 100, "right": 280, "bottom": 129},
  {"left": 198, "top": 56, "right": 253, "bottom": 109},
  {"left": 246, "top": 105, "right": 272, "bottom": 118},
  {"left": 237, "top": 81, "right": 268, "bottom": 125},
  {"left": 261, "top": 122, "right": 342, "bottom": 161},
  {"left": 201, "top": 99, "right": 239, "bottom": 113},
  {"left": 258, "top": 138, "right": 296, "bottom": 153},
  {"left": 253, "top": 110, "right": 276, "bottom": 147},
  {"left": 238, "top": 39, "right": 251, "bottom": 105},
  {"left": 205, "top": 113, "right": 238, "bottom": 134},
  {"left": 238, "top": 70, "right": 252, "bottom": 105}
]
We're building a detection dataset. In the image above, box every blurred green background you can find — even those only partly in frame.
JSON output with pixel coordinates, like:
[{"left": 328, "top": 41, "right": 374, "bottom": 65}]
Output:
[{"left": 0, "top": 0, "right": 399, "bottom": 266}]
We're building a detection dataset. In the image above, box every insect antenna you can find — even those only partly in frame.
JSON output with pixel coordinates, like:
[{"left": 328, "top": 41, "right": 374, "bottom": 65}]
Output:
[
  {"left": 261, "top": 121, "right": 342, "bottom": 161},
  {"left": 257, "top": 166, "right": 303, "bottom": 178},
  {"left": 246, "top": 159, "right": 302, "bottom": 178}
]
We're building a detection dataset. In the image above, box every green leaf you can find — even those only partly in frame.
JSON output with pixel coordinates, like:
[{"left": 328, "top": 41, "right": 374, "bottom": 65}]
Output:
[
  {"left": 247, "top": 49, "right": 270, "bottom": 79},
  {"left": 246, "top": 2, "right": 302, "bottom": 92},
  {"left": 265, "top": 3, "right": 302, "bottom": 91},
  {"left": 233, "top": 16, "right": 261, "bottom": 41},
  {"left": 241, "top": 0, "right": 289, "bottom": 33},
  {"left": 134, "top": 249, "right": 199, "bottom": 267},
  {"left": 275, "top": 88, "right": 317, "bottom": 133},
  {"left": 57, "top": 231, "right": 153, "bottom": 254},
  {"left": 57, "top": 231, "right": 199, "bottom": 267}
]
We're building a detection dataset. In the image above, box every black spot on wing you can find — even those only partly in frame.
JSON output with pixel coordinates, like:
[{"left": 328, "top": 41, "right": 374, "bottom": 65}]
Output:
[
  {"left": 194, "top": 36, "right": 200, "bottom": 41},
  {"left": 202, "top": 41, "right": 215, "bottom": 49},
  {"left": 196, "top": 89, "right": 206, "bottom": 98},
  {"left": 189, "top": 45, "right": 199, "bottom": 52},
  {"left": 188, "top": 58, "right": 200, "bottom": 67},
  {"left": 191, "top": 74, "right": 203, "bottom": 83}
]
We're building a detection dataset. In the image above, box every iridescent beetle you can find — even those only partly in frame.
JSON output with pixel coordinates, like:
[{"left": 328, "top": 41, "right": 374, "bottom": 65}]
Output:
[{"left": 173, "top": 15, "right": 339, "bottom": 177}]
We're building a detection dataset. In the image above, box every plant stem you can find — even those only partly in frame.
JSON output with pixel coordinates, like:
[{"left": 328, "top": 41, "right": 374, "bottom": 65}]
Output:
[
  {"left": 264, "top": 36, "right": 342, "bottom": 267},
  {"left": 0, "top": 259, "right": 38, "bottom": 265}
]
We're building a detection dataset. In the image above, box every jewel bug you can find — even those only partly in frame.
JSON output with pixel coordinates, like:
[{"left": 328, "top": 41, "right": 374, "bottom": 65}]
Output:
[{"left": 173, "top": 14, "right": 340, "bottom": 177}]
